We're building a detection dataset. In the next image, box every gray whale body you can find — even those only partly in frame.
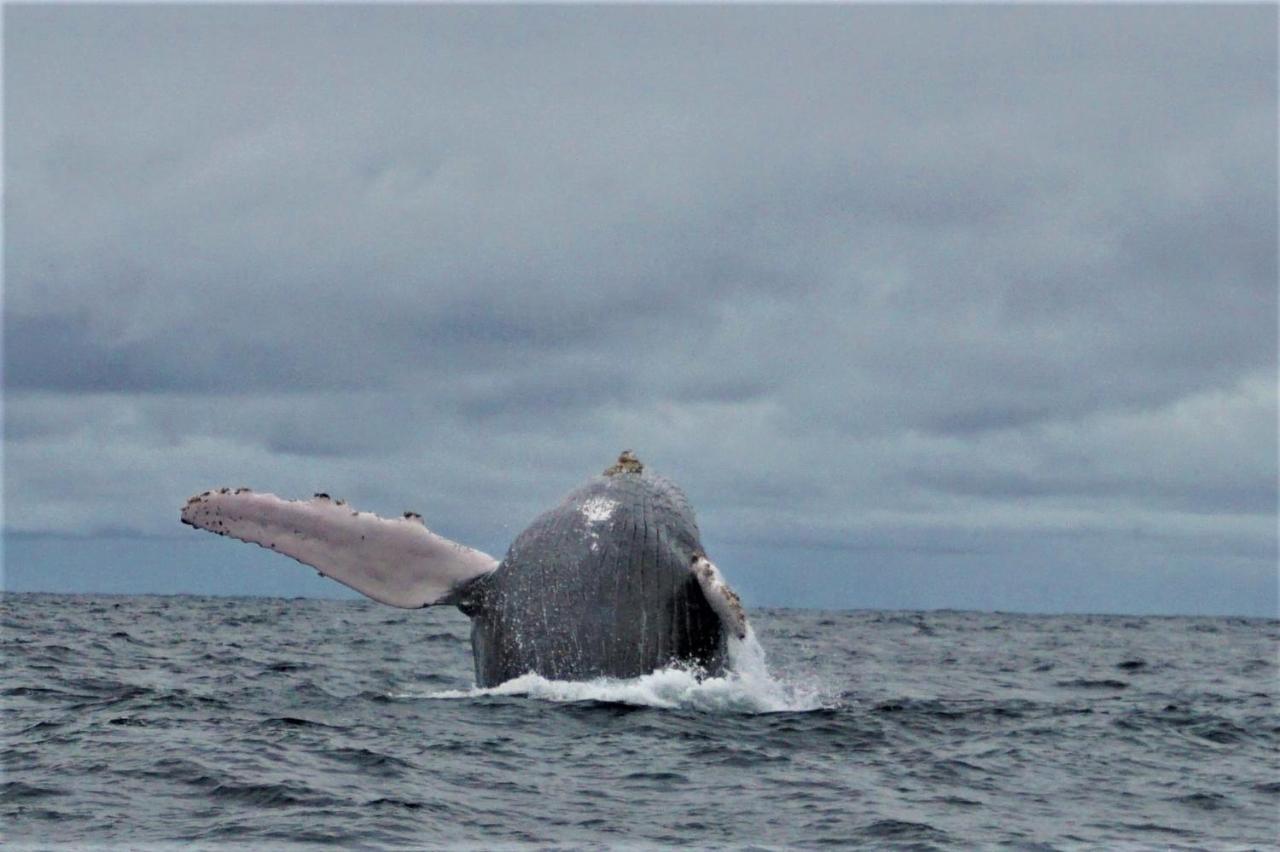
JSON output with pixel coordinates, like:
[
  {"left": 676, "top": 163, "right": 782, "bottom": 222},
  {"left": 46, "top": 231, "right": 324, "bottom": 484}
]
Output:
[
  {"left": 462, "top": 470, "right": 725, "bottom": 686},
  {"left": 181, "top": 452, "right": 748, "bottom": 687}
]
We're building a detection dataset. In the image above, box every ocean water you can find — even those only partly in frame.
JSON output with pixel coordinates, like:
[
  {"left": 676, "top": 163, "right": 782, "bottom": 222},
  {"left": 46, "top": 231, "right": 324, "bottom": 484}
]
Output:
[{"left": 2, "top": 593, "right": 1277, "bottom": 850}]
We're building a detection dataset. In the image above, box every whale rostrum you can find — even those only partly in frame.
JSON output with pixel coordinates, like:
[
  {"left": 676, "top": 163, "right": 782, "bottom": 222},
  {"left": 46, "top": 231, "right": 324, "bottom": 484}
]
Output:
[{"left": 180, "top": 452, "right": 750, "bottom": 687}]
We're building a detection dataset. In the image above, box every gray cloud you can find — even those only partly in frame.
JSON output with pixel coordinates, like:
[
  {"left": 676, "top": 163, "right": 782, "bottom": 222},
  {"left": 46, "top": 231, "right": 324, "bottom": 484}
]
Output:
[{"left": 4, "top": 5, "right": 1276, "bottom": 614}]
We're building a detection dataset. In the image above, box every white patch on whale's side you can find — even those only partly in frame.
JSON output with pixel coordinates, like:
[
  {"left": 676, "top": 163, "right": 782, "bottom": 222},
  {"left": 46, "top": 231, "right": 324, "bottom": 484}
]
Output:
[
  {"left": 580, "top": 496, "right": 618, "bottom": 525},
  {"left": 580, "top": 496, "right": 617, "bottom": 552},
  {"left": 692, "top": 556, "right": 748, "bottom": 640}
]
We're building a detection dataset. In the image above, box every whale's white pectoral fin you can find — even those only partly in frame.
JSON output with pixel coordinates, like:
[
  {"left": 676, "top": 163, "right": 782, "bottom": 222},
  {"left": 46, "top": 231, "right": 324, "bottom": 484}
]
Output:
[
  {"left": 691, "top": 556, "right": 749, "bottom": 641},
  {"left": 181, "top": 489, "right": 499, "bottom": 608}
]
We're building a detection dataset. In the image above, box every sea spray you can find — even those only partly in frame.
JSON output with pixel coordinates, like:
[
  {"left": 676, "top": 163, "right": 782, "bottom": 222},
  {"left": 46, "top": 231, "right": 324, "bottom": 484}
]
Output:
[{"left": 414, "top": 624, "right": 832, "bottom": 713}]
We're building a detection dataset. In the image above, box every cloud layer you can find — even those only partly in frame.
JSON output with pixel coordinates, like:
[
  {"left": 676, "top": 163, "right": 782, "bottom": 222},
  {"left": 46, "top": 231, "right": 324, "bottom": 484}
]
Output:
[{"left": 5, "top": 6, "right": 1276, "bottom": 614}]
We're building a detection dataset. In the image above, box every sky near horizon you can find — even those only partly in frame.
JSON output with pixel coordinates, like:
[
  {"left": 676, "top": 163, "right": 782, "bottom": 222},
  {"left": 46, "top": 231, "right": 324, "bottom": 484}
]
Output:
[{"left": 4, "top": 6, "right": 1277, "bottom": 616}]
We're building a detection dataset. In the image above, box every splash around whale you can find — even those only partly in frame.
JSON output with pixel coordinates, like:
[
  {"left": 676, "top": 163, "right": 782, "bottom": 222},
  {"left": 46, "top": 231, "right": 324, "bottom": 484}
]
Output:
[{"left": 181, "top": 452, "right": 755, "bottom": 688}]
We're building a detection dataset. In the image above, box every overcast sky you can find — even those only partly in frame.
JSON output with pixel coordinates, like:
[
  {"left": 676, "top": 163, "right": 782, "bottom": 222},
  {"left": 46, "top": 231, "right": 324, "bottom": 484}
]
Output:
[{"left": 4, "top": 5, "right": 1277, "bottom": 616}]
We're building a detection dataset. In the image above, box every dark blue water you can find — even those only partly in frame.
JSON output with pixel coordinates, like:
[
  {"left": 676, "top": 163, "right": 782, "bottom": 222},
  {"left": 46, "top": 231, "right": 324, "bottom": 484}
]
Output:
[{"left": 3, "top": 593, "right": 1277, "bottom": 849}]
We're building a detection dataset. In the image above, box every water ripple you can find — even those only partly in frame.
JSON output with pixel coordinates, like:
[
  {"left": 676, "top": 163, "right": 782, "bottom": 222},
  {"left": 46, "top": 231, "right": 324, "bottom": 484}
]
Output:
[{"left": 2, "top": 593, "right": 1276, "bottom": 849}]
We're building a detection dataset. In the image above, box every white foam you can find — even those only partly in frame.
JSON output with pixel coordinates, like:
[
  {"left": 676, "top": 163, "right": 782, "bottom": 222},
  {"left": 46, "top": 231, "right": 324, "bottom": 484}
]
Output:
[{"left": 399, "top": 627, "right": 833, "bottom": 714}]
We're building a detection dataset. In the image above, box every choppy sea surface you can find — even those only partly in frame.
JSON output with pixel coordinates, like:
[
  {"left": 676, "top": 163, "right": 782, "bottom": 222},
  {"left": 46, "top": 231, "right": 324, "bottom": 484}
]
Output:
[{"left": 2, "top": 593, "right": 1277, "bottom": 850}]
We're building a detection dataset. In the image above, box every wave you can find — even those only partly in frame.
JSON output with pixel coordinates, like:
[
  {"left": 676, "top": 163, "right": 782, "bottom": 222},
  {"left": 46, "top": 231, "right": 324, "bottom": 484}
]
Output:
[{"left": 397, "top": 627, "right": 833, "bottom": 713}]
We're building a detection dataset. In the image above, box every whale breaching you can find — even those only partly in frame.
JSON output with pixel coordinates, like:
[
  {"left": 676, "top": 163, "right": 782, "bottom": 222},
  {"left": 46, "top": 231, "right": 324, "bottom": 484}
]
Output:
[{"left": 180, "top": 452, "right": 750, "bottom": 687}]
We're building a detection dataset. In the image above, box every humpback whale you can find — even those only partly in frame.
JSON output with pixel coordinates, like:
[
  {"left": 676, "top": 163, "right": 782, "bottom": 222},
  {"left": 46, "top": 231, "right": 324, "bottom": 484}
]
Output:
[{"left": 180, "top": 452, "right": 750, "bottom": 687}]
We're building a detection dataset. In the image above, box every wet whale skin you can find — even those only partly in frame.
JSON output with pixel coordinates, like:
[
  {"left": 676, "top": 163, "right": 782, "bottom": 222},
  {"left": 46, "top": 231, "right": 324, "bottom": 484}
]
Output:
[{"left": 463, "top": 473, "right": 725, "bottom": 687}]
